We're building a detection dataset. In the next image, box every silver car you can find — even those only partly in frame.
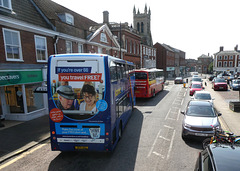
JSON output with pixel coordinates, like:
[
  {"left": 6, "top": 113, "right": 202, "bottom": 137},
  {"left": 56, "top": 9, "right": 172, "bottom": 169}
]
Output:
[
  {"left": 191, "top": 91, "right": 215, "bottom": 106},
  {"left": 181, "top": 100, "right": 222, "bottom": 139}
]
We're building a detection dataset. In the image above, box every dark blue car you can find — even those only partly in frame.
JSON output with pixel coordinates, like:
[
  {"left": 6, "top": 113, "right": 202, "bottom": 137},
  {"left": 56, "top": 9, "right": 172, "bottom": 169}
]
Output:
[{"left": 230, "top": 79, "right": 240, "bottom": 90}]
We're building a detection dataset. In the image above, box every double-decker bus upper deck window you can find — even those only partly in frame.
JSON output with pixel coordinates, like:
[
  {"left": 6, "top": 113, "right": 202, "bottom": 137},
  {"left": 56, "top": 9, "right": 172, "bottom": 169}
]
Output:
[
  {"left": 110, "top": 61, "right": 117, "bottom": 82},
  {"left": 135, "top": 72, "right": 147, "bottom": 79},
  {"left": 116, "top": 63, "right": 123, "bottom": 80}
]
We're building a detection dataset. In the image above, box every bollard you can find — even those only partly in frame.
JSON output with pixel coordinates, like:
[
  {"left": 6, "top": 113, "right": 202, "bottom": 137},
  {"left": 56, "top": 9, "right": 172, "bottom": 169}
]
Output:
[{"left": 183, "top": 82, "right": 186, "bottom": 88}]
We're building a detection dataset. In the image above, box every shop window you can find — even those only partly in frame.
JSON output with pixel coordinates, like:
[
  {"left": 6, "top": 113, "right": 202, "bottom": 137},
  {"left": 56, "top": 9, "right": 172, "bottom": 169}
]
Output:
[
  {"left": 78, "top": 43, "right": 83, "bottom": 53},
  {"left": 25, "top": 83, "right": 44, "bottom": 112},
  {"left": 3, "top": 28, "right": 23, "bottom": 61},
  {"left": 5, "top": 85, "right": 24, "bottom": 113},
  {"left": 35, "top": 35, "right": 48, "bottom": 62}
]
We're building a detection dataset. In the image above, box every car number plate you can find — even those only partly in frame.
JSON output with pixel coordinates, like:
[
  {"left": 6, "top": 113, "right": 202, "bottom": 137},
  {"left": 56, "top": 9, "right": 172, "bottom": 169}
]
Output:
[
  {"left": 89, "top": 128, "right": 100, "bottom": 139},
  {"left": 219, "top": 87, "right": 224, "bottom": 89},
  {"left": 75, "top": 146, "right": 88, "bottom": 150},
  {"left": 195, "top": 133, "right": 208, "bottom": 136}
]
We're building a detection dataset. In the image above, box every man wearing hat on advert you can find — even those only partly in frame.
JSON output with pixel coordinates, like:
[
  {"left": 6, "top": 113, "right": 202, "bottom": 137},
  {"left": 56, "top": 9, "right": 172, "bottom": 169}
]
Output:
[{"left": 56, "top": 85, "right": 75, "bottom": 110}]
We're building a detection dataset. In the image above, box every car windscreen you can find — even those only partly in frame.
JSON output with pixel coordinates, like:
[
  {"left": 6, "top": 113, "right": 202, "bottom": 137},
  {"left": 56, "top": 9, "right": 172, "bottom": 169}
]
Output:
[
  {"left": 192, "top": 78, "right": 202, "bottom": 82},
  {"left": 187, "top": 106, "right": 215, "bottom": 117},
  {"left": 135, "top": 72, "right": 147, "bottom": 79},
  {"left": 233, "top": 80, "right": 240, "bottom": 84},
  {"left": 215, "top": 79, "right": 226, "bottom": 83},
  {"left": 192, "top": 84, "right": 202, "bottom": 88},
  {"left": 195, "top": 93, "right": 211, "bottom": 100}
]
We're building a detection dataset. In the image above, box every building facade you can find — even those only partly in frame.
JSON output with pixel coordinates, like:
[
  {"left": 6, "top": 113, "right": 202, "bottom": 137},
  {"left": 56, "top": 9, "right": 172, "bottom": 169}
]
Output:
[
  {"left": 213, "top": 46, "right": 240, "bottom": 75},
  {"left": 196, "top": 54, "right": 213, "bottom": 74}
]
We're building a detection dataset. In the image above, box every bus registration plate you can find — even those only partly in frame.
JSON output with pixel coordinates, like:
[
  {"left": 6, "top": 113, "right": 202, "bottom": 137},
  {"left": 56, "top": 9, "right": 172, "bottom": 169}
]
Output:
[{"left": 89, "top": 128, "right": 100, "bottom": 139}]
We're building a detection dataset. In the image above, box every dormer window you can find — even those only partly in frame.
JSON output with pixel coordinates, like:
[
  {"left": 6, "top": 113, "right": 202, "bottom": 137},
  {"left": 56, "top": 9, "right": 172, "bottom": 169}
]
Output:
[
  {"left": 66, "top": 13, "right": 74, "bottom": 25},
  {"left": 0, "top": 0, "right": 12, "bottom": 10},
  {"left": 58, "top": 13, "right": 74, "bottom": 25}
]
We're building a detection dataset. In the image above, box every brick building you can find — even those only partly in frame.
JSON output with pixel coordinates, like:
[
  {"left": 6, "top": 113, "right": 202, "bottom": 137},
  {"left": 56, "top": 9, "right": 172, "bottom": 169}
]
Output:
[{"left": 213, "top": 46, "right": 240, "bottom": 75}]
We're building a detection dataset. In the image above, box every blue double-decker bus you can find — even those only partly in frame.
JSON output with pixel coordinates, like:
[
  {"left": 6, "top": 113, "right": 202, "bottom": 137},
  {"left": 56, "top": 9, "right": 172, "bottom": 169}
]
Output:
[{"left": 47, "top": 53, "right": 135, "bottom": 152}]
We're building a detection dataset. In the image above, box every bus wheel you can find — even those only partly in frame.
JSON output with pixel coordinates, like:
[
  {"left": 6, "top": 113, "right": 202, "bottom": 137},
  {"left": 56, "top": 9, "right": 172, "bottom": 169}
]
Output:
[
  {"left": 118, "top": 123, "right": 122, "bottom": 140},
  {"left": 153, "top": 90, "right": 156, "bottom": 97}
]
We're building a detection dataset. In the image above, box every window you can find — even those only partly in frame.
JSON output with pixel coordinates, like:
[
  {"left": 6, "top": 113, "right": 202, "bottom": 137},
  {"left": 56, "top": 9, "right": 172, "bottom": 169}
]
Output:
[
  {"left": 238, "top": 61, "right": 240, "bottom": 67},
  {"left": 35, "top": 35, "right": 47, "bottom": 62},
  {"left": 66, "top": 13, "right": 74, "bottom": 25},
  {"left": 98, "top": 47, "right": 102, "bottom": 54},
  {"left": 224, "top": 56, "right": 228, "bottom": 60},
  {"left": 229, "top": 61, "right": 233, "bottom": 67},
  {"left": 143, "top": 47, "right": 145, "bottom": 55},
  {"left": 218, "top": 61, "right": 222, "bottom": 67},
  {"left": 134, "top": 41, "right": 136, "bottom": 54},
  {"left": 0, "top": 0, "right": 12, "bottom": 10},
  {"left": 224, "top": 61, "right": 227, "bottom": 67},
  {"left": 141, "top": 22, "right": 144, "bottom": 33},
  {"left": 78, "top": 43, "right": 83, "bottom": 53},
  {"left": 130, "top": 41, "right": 132, "bottom": 53},
  {"left": 100, "top": 33, "right": 107, "bottom": 43},
  {"left": 137, "top": 22, "right": 140, "bottom": 32},
  {"left": 125, "top": 39, "right": 128, "bottom": 52},
  {"left": 66, "top": 41, "right": 72, "bottom": 53},
  {"left": 230, "top": 56, "right": 233, "bottom": 60},
  {"left": 3, "top": 28, "right": 22, "bottom": 61},
  {"left": 218, "top": 56, "right": 222, "bottom": 60}
]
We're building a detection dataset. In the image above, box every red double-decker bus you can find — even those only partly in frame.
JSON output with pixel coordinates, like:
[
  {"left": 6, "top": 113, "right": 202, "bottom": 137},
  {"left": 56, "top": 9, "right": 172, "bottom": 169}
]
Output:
[{"left": 134, "top": 68, "right": 164, "bottom": 98}]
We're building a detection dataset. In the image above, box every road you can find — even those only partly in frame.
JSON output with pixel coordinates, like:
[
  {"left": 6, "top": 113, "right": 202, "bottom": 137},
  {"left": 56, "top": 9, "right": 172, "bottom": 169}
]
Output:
[{"left": 0, "top": 82, "right": 204, "bottom": 171}]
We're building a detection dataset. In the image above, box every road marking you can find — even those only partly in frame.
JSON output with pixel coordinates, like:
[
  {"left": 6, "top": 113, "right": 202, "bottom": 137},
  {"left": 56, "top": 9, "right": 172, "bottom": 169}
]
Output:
[
  {"left": 148, "top": 129, "right": 162, "bottom": 157},
  {"left": 183, "top": 92, "right": 186, "bottom": 97},
  {"left": 167, "top": 130, "right": 176, "bottom": 160},
  {"left": 177, "top": 109, "right": 180, "bottom": 121},
  {"left": 0, "top": 143, "right": 46, "bottom": 170},
  {"left": 159, "top": 136, "right": 170, "bottom": 141},
  {"left": 165, "top": 109, "right": 171, "bottom": 120},
  {"left": 181, "top": 99, "right": 184, "bottom": 106},
  {"left": 153, "top": 151, "right": 165, "bottom": 159},
  {"left": 164, "top": 125, "right": 174, "bottom": 129}
]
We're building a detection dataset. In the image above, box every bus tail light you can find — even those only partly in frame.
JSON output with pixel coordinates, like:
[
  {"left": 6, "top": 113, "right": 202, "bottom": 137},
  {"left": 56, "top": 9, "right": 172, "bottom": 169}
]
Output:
[
  {"left": 106, "top": 132, "right": 109, "bottom": 136},
  {"left": 52, "top": 131, "right": 55, "bottom": 135}
]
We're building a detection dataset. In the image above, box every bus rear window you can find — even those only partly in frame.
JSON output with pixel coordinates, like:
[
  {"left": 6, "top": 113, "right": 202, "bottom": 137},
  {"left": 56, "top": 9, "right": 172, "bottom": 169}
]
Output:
[{"left": 135, "top": 72, "right": 147, "bottom": 79}]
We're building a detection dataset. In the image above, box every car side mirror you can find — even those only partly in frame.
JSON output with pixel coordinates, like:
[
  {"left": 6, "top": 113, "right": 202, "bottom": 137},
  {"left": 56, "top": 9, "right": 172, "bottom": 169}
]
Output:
[
  {"left": 212, "top": 98, "right": 215, "bottom": 100},
  {"left": 181, "top": 111, "right": 185, "bottom": 115},
  {"left": 218, "top": 113, "right": 222, "bottom": 116},
  {"left": 191, "top": 97, "right": 194, "bottom": 99}
]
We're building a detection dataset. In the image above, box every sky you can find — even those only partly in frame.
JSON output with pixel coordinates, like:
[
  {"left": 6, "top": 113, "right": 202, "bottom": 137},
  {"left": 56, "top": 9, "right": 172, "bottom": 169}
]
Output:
[{"left": 52, "top": 0, "right": 240, "bottom": 59}]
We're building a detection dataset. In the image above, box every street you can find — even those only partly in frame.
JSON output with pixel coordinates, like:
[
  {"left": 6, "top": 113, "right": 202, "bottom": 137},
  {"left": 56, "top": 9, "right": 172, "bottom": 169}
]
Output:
[{"left": 0, "top": 76, "right": 239, "bottom": 171}]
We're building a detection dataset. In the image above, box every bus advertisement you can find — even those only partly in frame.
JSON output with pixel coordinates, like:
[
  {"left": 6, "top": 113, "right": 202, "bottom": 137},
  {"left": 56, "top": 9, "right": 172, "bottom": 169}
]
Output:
[
  {"left": 134, "top": 68, "right": 164, "bottom": 98},
  {"left": 47, "top": 54, "right": 135, "bottom": 152}
]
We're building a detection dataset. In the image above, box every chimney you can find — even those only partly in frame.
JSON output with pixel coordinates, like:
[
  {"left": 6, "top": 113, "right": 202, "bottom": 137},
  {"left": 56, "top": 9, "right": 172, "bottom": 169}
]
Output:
[
  {"left": 235, "top": 45, "right": 238, "bottom": 51},
  {"left": 103, "top": 11, "right": 109, "bottom": 24},
  {"left": 220, "top": 46, "right": 224, "bottom": 51}
]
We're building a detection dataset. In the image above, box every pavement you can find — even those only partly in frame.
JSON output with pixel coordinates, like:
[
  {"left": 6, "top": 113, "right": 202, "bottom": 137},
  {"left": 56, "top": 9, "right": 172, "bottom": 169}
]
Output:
[{"left": 0, "top": 75, "right": 240, "bottom": 164}]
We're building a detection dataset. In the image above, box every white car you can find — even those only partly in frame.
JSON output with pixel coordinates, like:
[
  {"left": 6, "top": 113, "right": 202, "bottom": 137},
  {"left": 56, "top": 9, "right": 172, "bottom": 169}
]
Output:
[{"left": 191, "top": 91, "right": 214, "bottom": 106}]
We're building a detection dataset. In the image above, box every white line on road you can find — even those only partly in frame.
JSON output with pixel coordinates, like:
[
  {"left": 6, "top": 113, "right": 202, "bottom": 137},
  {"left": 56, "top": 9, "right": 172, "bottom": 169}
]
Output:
[
  {"left": 164, "top": 125, "right": 174, "bottom": 129},
  {"left": 153, "top": 151, "right": 165, "bottom": 159},
  {"left": 181, "top": 99, "right": 184, "bottom": 106},
  {"left": 167, "top": 130, "right": 176, "bottom": 160},
  {"left": 159, "top": 136, "right": 170, "bottom": 141},
  {"left": 165, "top": 109, "right": 171, "bottom": 120},
  {"left": 177, "top": 109, "right": 180, "bottom": 121},
  {"left": 147, "top": 129, "right": 162, "bottom": 157}
]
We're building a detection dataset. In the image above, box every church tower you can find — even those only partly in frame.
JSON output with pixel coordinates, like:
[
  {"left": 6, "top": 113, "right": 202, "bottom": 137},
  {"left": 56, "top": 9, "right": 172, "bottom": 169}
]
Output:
[{"left": 133, "top": 4, "right": 153, "bottom": 46}]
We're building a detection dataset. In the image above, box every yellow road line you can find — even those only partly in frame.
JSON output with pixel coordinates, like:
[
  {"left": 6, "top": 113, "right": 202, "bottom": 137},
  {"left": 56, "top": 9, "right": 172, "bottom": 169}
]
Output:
[{"left": 0, "top": 143, "right": 46, "bottom": 170}]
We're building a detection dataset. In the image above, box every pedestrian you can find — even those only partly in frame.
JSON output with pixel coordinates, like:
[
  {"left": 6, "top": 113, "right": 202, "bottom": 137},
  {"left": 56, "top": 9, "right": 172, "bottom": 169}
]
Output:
[{"left": 205, "top": 82, "right": 207, "bottom": 86}]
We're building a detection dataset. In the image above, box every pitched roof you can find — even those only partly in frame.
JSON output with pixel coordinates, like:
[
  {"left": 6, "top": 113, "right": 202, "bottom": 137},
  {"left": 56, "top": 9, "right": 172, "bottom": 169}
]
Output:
[
  {"left": 0, "top": 0, "right": 52, "bottom": 29},
  {"left": 33, "top": 0, "right": 97, "bottom": 31}
]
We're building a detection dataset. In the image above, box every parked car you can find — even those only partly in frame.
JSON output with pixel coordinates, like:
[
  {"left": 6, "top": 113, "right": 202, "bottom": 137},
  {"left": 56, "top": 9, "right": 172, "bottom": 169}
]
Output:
[
  {"left": 191, "top": 91, "right": 215, "bottom": 106},
  {"left": 229, "top": 79, "right": 240, "bottom": 90},
  {"left": 174, "top": 77, "right": 183, "bottom": 84},
  {"left": 208, "top": 75, "right": 215, "bottom": 81},
  {"left": 212, "top": 78, "right": 228, "bottom": 91},
  {"left": 181, "top": 100, "right": 221, "bottom": 139},
  {"left": 194, "top": 144, "right": 240, "bottom": 171},
  {"left": 226, "top": 75, "right": 235, "bottom": 84},
  {"left": 189, "top": 82, "right": 204, "bottom": 96}
]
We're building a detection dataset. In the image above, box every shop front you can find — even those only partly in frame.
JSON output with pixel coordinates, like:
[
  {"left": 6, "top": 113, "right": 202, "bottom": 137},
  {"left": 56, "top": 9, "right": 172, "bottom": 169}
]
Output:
[{"left": 0, "top": 69, "right": 48, "bottom": 121}]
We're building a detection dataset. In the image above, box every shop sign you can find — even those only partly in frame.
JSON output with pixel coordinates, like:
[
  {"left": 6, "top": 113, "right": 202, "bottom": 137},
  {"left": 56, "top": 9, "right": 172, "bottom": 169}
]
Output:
[
  {"left": 166, "top": 67, "right": 175, "bottom": 71},
  {"left": 0, "top": 70, "right": 43, "bottom": 86}
]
